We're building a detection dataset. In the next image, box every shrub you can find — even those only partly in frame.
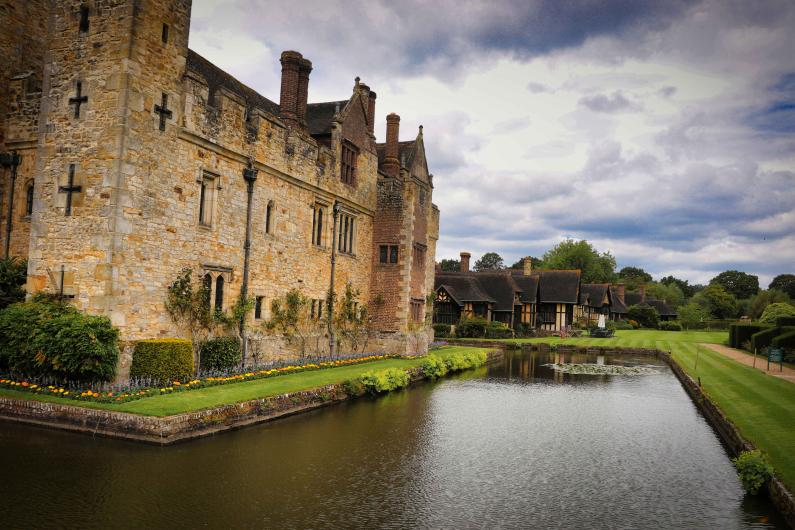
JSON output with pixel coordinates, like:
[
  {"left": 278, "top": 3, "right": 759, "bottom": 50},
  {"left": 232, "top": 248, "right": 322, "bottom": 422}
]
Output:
[
  {"left": 200, "top": 336, "right": 242, "bottom": 371},
  {"left": 433, "top": 323, "right": 452, "bottom": 338},
  {"left": 627, "top": 304, "right": 660, "bottom": 328},
  {"left": 342, "top": 378, "right": 366, "bottom": 397},
  {"left": 627, "top": 319, "right": 640, "bottom": 329},
  {"left": 732, "top": 450, "right": 773, "bottom": 495},
  {"left": 515, "top": 323, "right": 536, "bottom": 337},
  {"left": 613, "top": 321, "right": 634, "bottom": 330},
  {"left": 0, "top": 257, "right": 26, "bottom": 310},
  {"left": 729, "top": 323, "right": 772, "bottom": 349},
  {"left": 771, "top": 328, "right": 795, "bottom": 350},
  {"left": 358, "top": 368, "right": 410, "bottom": 394},
  {"left": 421, "top": 355, "right": 449, "bottom": 379},
  {"left": 0, "top": 297, "right": 118, "bottom": 382},
  {"left": 131, "top": 339, "right": 194, "bottom": 382},
  {"left": 759, "top": 302, "right": 795, "bottom": 324},
  {"left": 751, "top": 327, "right": 781, "bottom": 352},
  {"left": 484, "top": 321, "right": 513, "bottom": 339},
  {"left": 775, "top": 316, "right": 795, "bottom": 327},
  {"left": 444, "top": 350, "right": 488, "bottom": 372},
  {"left": 659, "top": 321, "right": 682, "bottom": 331},
  {"left": 456, "top": 317, "right": 489, "bottom": 338}
]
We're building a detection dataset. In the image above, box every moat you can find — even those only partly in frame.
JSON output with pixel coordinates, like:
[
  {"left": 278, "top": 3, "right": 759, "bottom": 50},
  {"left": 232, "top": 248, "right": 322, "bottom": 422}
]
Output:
[{"left": 0, "top": 350, "right": 786, "bottom": 529}]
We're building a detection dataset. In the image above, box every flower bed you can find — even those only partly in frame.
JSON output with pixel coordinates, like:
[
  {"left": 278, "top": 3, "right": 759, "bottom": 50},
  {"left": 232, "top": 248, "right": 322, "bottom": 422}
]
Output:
[{"left": 0, "top": 354, "right": 397, "bottom": 405}]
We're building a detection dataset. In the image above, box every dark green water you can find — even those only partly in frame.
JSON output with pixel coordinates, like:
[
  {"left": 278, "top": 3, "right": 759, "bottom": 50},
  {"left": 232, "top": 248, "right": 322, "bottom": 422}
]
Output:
[{"left": 0, "top": 351, "right": 787, "bottom": 529}]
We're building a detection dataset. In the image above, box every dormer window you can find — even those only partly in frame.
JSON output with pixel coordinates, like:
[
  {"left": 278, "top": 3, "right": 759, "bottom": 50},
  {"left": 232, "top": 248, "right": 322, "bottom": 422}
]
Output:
[{"left": 341, "top": 142, "right": 357, "bottom": 186}]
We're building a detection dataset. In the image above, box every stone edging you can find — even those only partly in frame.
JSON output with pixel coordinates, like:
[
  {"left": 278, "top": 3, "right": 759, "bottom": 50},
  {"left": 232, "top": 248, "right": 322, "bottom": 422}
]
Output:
[{"left": 0, "top": 349, "right": 503, "bottom": 446}]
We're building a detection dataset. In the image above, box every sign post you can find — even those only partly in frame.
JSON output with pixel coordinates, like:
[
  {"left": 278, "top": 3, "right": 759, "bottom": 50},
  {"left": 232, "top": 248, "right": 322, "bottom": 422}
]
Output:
[{"left": 768, "top": 348, "right": 784, "bottom": 372}]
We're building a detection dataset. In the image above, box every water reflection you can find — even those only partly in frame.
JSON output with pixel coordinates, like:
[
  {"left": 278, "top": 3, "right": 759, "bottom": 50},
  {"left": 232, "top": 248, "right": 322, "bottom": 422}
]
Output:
[{"left": 0, "top": 351, "right": 786, "bottom": 529}]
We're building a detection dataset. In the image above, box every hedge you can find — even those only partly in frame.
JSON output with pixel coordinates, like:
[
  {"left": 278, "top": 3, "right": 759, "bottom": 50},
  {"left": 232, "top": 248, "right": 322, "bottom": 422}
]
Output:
[
  {"left": 730, "top": 323, "right": 772, "bottom": 349},
  {"left": 751, "top": 327, "right": 781, "bottom": 352},
  {"left": 775, "top": 316, "right": 795, "bottom": 327},
  {"left": 659, "top": 321, "right": 682, "bottom": 331},
  {"left": 200, "top": 337, "right": 242, "bottom": 371},
  {"left": 131, "top": 339, "right": 194, "bottom": 382},
  {"left": 433, "top": 323, "right": 452, "bottom": 338},
  {"left": 771, "top": 328, "right": 795, "bottom": 349},
  {"left": 0, "top": 297, "right": 119, "bottom": 382}
]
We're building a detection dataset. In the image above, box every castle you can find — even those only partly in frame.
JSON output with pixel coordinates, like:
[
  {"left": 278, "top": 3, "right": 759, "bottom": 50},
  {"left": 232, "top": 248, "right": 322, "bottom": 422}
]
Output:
[{"left": 0, "top": 0, "right": 439, "bottom": 374}]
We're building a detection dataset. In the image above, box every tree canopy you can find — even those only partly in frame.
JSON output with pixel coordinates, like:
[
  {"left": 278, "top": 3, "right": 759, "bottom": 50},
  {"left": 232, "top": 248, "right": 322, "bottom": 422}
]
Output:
[
  {"left": 510, "top": 256, "right": 542, "bottom": 270},
  {"left": 769, "top": 274, "right": 795, "bottom": 299},
  {"left": 438, "top": 258, "right": 460, "bottom": 273},
  {"left": 659, "top": 275, "right": 698, "bottom": 299},
  {"left": 541, "top": 239, "right": 616, "bottom": 283},
  {"left": 645, "top": 282, "right": 685, "bottom": 309},
  {"left": 474, "top": 252, "right": 505, "bottom": 271},
  {"left": 747, "top": 290, "right": 791, "bottom": 319},
  {"left": 617, "top": 266, "right": 652, "bottom": 289},
  {"left": 709, "top": 270, "right": 759, "bottom": 299},
  {"left": 693, "top": 284, "right": 738, "bottom": 319},
  {"left": 759, "top": 302, "right": 795, "bottom": 325}
]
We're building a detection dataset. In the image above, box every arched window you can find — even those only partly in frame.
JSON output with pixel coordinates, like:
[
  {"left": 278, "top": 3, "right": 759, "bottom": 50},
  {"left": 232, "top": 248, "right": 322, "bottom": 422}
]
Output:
[
  {"left": 215, "top": 275, "right": 224, "bottom": 311},
  {"left": 202, "top": 273, "right": 212, "bottom": 309},
  {"left": 25, "top": 181, "right": 34, "bottom": 216},
  {"left": 265, "top": 200, "right": 273, "bottom": 234}
]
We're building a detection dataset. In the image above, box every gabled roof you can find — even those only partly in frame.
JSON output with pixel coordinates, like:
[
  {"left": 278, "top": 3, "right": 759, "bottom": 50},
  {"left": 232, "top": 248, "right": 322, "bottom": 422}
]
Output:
[
  {"left": 435, "top": 273, "right": 495, "bottom": 306},
  {"left": 624, "top": 292, "right": 645, "bottom": 307},
  {"left": 187, "top": 49, "right": 280, "bottom": 116},
  {"left": 646, "top": 299, "right": 678, "bottom": 317},
  {"left": 608, "top": 286, "right": 628, "bottom": 314},
  {"left": 306, "top": 100, "right": 347, "bottom": 136},
  {"left": 538, "top": 270, "right": 581, "bottom": 304},
  {"left": 580, "top": 284, "right": 610, "bottom": 308},
  {"left": 376, "top": 140, "right": 417, "bottom": 170},
  {"left": 473, "top": 272, "right": 520, "bottom": 311},
  {"left": 510, "top": 272, "right": 539, "bottom": 304}
]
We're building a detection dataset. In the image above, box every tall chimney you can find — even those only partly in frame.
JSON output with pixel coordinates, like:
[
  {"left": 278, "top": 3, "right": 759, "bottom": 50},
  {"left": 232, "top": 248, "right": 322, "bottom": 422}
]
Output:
[
  {"left": 638, "top": 284, "right": 646, "bottom": 300},
  {"left": 367, "top": 89, "right": 377, "bottom": 135},
  {"left": 523, "top": 256, "right": 533, "bottom": 276},
  {"left": 296, "top": 57, "right": 312, "bottom": 129},
  {"left": 279, "top": 51, "right": 303, "bottom": 128},
  {"left": 383, "top": 113, "right": 400, "bottom": 177},
  {"left": 460, "top": 252, "right": 471, "bottom": 273}
]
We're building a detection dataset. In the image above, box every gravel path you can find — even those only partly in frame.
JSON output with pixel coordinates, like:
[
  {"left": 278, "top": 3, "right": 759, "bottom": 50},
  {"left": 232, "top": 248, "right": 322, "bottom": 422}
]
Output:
[{"left": 702, "top": 343, "right": 795, "bottom": 384}]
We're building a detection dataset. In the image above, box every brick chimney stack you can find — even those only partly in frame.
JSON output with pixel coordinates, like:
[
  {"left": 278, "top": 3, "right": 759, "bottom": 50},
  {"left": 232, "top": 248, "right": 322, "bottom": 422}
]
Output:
[
  {"left": 296, "top": 57, "right": 312, "bottom": 129},
  {"left": 523, "top": 256, "right": 533, "bottom": 276},
  {"left": 383, "top": 113, "right": 400, "bottom": 177},
  {"left": 615, "top": 283, "right": 625, "bottom": 300},
  {"left": 367, "top": 89, "right": 377, "bottom": 135},
  {"left": 460, "top": 252, "right": 471, "bottom": 273},
  {"left": 279, "top": 51, "right": 304, "bottom": 129}
]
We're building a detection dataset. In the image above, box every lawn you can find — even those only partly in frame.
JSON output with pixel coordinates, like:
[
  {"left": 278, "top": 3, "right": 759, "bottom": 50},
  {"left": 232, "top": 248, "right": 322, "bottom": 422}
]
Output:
[
  {"left": 0, "top": 346, "right": 488, "bottom": 417},
  {"left": 466, "top": 329, "right": 795, "bottom": 492}
]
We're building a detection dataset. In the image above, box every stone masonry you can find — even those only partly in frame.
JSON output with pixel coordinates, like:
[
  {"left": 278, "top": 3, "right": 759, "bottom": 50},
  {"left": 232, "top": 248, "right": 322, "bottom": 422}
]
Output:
[{"left": 0, "top": 0, "right": 440, "bottom": 375}]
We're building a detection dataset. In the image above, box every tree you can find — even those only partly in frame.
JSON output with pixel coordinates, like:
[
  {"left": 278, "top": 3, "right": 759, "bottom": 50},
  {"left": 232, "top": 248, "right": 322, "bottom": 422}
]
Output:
[
  {"left": 334, "top": 282, "right": 371, "bottom": 354},
  {"left": 264, "top": 288, "right": 324, "bottom": 358},
  {"left": 438, "top": 258, "right": 460, "bottom": 272},
  {"left": 510, "top": 256, "right": 542, "bottom": 270},
  {"left": 474, "top": 252, "right": 505, "bottom": 271},
  {"left": 645, "top": 282, "right": 685, "bottom": 309},
  {"left": 618, "top": 266, "right": 652, "bottom": 290},
  {"left": 747, "top": 290, "right": 791, "bottom": 319},
  {"left": 678, "top": 302, "right": 710, "bottom": 329},
  {"left": 0, "top": 257, "right": 26, "bottom": 310},
  {"left": 692, "top": 284, "right": 738, "bottom": 319},
  {"left": 759, "top": 302, "right": 795, "bottom": 324},
  {"left": 659, "top": 275, "right": 698, "bottom": 299},
  {"left": 769, "top": 274, "right": 795, "bottom": 299},
  {"left": 627, "top": 304, "right": 659, "bottom": 328},
  {"left": 709, "top": 270, "right": 759, "bottom": 300},
  {"left": 164, "top": 268, "right": 214, "bottom": 369},
  {"left": 541, "top": 239, "right": 616, "bottom": 283}
]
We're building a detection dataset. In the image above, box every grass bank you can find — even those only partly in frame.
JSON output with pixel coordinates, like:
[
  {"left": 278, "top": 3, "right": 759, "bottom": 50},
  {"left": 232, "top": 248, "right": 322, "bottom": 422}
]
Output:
[
  {"left": 0, "top": 346, "right": 487, "bottom": 417},
  {"left": 463, "top": 329, "right": 795, "bottom": 492}
]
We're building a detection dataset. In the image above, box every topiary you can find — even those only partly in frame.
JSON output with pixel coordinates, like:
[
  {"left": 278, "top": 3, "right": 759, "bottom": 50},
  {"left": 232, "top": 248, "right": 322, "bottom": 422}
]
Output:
[
  {"left": 759, "top": 302, "right": 795, "bottom": 324},
  {"left": 131, "top": 339, "right": 194, "bottom": 383},
  {"left": 200, "top": 336, "right": 242, "bottom": 371},
  {"left": 732, "top": 450, "right": 773, "bottom": 495}
]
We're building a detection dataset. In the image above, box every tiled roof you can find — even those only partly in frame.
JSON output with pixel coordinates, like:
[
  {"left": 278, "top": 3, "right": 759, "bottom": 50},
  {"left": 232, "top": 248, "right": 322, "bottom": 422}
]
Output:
[
  {"left": 435, "top": 273, "right": 495, "bottom": 306},
  {"left": 306, "top": 100, "right": 347, "bottom": 136},
  {"left": 608, "top": 286, "right": 628, "bottom": 313},
  {"left": 624, "top": 292, "right": 644, "bottom": 307},
  {"left": 580, "top": 284, "right": 610, "bottom": 308},
  {"left": 510, "top": 272, "right": 539, "bottom": 304},
  {"left": 187, "top": 49, "right": 280, "bottom": 116},
  {"left": 537, "top": 270, "right": 581, "bottom": 304},
  {"left": 376, "top": 141, "right": 417, "bottom": 171}
]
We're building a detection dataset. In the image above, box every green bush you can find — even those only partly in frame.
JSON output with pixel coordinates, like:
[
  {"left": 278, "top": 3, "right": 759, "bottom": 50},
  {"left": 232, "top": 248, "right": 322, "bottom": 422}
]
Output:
[
  {"left": 658, "top": 321, "right": 682, "bottom": 331},
  {"left": 131, "top": 339, "right": 194, "bottom": 382},
  {"left": 732, "top": 450, "right": 774, "bottom": 495},
  {"left": 613, "top": 321, "right": 634, "bottom": 330},
  {"left": 0, "top": 257, "right": 27, "bottom": 310},
  {"left": 200, "top": 336, "right": 242, "bottom": 371},
  {"left": 515, "top": 323, "right": 536, "bottom": 337},
  {"left": 358, "top": 367, "right": 410, "bottom": 394},
  {"left": 775, "top": 316, "right": 795, "bottom": 327},
  {"left": 432, "top": 323, "right": 452, "bottom": 338},
  {"left": 627, "top": 304, "right": 660, "bottom": 328},
  {"left": 771, "top": 328, "right": 795, "bottom": 349},
  {"left": 0, "top": 297, "right": 118, "bottom": 382},
  {"left": 421, "top": 355, "right": 449, "bottom": 379},
  {"left": 484, "top": 321, "right": 513, "bottom": 339},
  {"left": 759, "top": 302, "right": 795, "bottom": 324},
  {"left": 751, "top": 327, "right": 781, "bottom": 351},
  {"left": 444, "top": 350, "right": 488, "bottom": 372},
  {"left": 627, "top": 319, "right": 640, "bottom": 329},
  {"left": 342, "top": 378, "right": 366, "bottom": 397},
  {"left": 729, "top": 323, "right": 772, "bottom": 349},
  {"left": 456, "top": 317, "right": 489, "bottom": 338}
]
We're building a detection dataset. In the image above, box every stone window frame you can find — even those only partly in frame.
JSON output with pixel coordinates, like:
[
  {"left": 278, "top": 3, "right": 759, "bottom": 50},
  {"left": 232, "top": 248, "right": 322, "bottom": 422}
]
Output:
[
  {"left": 410, "top": 298, "right": 424, "bottom": 323},
  {"left": 161, "top": 23, "right": 170, "bottom": 44},
  {"left": 265, "top": 199, "right": 275, "bottom": 235},
  {"left": 197, "top": 170, "right": 221, "bottom": 229},
  {"left": 254, "top": 296, "right": 265, "bottom": 320},
  {"left": 337, "top": 210, "right": 357, "bottom": 256},
  {"left": 413, "top": 242, "right": 427, "bottom": 269},
  {"left": 201, "top": 266, "right": 233, "bottom": 312},
  {"left": 340, "top": 141, "right": 358, "bottom": 186},
  {"left": 311, "top": 200, "right": 329, "bottom": 248},
  {"left": 379, "top": 244, "right": 399, "bottom": 265},
  {"left": 23, "top": 179, "right": 35, "bottom": 219}
]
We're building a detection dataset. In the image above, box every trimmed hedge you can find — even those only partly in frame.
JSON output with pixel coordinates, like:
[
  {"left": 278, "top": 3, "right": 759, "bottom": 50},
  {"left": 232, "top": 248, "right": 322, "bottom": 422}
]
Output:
[
  {"left": 730, "top": 323, "right": 772, "bottom": 349},
  {"left": 771, "top": 327, "right": 795, "bottom": 350},
  {"left": 751, "top": 327, "right": 781, "bottom": 352},
  {"left": 456, "top": 317, "right": 489, "bottom": 338},
  {"left": 659, "top": 321, "right": 682, "bottom": 331},
  {"left": 131, "top": 339, "right": 194, "bottom": 382},
  {"left": 200, "top": 337, "right": 242, "bottom": 371},
  {"left": 433, "top": 323, "right": 452, "bottom": 338},
  {"left": 775, "top": 316, "right": 795, "bottom": 327},
  {"left": 485, "top": 322, "right": 513, "bottom": 339},
  {"left": 0, "top": 297, "right": 119, "bottom": 382}
]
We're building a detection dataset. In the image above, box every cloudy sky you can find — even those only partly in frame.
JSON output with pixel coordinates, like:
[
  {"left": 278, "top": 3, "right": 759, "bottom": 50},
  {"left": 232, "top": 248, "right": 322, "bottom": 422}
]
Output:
[{"left": 189, "top": 0, "right": 795, "bottom": 286}]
